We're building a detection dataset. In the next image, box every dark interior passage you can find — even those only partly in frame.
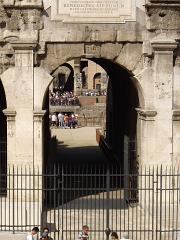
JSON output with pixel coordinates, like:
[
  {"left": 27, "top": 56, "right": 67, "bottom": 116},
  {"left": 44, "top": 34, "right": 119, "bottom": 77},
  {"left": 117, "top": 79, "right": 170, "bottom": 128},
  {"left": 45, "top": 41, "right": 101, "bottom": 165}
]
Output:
[
  {"left": 0, "top": 80, "right": 7, "bottom": 195},
  {"left": 92, "top": 59, "right": 139, "bottom": 171}
]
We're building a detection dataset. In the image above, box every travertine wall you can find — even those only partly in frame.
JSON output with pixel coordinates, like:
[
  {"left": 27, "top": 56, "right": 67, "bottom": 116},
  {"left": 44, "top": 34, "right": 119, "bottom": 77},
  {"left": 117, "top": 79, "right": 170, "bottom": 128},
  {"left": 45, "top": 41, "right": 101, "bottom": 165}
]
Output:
[{"left": 0, "top": 0, "right": 179, "bottom": 167}]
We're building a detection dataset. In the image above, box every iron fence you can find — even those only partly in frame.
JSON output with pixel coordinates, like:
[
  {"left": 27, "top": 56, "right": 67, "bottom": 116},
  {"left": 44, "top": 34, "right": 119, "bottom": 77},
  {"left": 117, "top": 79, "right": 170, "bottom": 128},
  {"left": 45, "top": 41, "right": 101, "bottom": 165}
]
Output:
[
  {"left": 0, "top": 140, "right": 7, "bottom": 195},
  {"left": 0, "top": 164, "right": 180, "bottom": 240}
]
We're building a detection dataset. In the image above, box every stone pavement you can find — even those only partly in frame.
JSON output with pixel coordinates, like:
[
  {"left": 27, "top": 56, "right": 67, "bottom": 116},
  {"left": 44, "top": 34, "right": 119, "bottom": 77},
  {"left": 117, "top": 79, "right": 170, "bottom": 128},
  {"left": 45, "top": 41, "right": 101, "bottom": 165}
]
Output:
[{"left": 51, "top": 127, "right": 107, "bottom": 163}]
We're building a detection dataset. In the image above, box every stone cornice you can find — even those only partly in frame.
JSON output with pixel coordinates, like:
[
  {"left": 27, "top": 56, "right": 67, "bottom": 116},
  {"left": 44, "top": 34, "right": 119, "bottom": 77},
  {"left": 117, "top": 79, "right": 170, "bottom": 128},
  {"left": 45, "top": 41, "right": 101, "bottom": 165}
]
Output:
[
  {"left": 135, "top": 108, "right": 157, "bottom": 120},
  {"left": 151, "top": 38, "right": 177, "bottom": 51},
  {"left": 172, "top": 110, "right": 180, "bottom": 121},
  {"left": 3, "top": 109, "right": 16, "bottom": 121},
  {"left": 33, "top": 110, "right": 46, "bottom": 122},
  {"left": 146, "top": 0, "right": 180, "bottom": 7},
  {"left": 11, "top": 41, "right": 37, "bottom": 51}
]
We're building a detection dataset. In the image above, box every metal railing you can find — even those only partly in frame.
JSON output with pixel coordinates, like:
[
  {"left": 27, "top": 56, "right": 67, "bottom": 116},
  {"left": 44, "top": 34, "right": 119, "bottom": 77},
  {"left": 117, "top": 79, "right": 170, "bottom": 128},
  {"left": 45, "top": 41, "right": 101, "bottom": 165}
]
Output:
[
  {"left": 0, "top": 140, "right": 7, "bottom": 195},
  {"left": 0, "top": 165, "right": 180, "bottom": 240}
]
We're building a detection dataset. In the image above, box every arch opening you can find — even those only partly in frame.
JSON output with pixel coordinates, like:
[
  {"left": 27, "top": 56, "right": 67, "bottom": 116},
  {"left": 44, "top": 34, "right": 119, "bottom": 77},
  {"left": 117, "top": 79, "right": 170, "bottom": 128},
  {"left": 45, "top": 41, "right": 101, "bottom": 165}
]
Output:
[
  {"left": 42, "top": 57, "right": 140, "bottom": 172},
  {"left": 41, "top": 56, "right": 141, "bottom": 217}
]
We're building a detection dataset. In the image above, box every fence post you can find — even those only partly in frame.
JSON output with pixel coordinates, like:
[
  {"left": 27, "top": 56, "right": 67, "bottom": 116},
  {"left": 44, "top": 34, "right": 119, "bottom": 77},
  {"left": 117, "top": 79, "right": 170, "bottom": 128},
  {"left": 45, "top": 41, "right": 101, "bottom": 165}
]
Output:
[
  {"left": 124, "top": 135, "right": 129, "bottom": 201},
  {"left": 159, "top": 165, "right": 162, "bottom": 240},
  {"left": 106, "top": 161, "right": 110, "bottom": 240}
]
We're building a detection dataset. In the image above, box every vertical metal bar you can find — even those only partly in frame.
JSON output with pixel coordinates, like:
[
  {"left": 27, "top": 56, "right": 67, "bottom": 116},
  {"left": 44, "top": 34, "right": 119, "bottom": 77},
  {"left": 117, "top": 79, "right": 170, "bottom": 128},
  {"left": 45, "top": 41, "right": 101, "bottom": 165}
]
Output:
[
  {"left": 61, "top": 161, "right": 64, "bottom": 240},
  {"left": 165, "top": 167, "right": 167, "bottom": 239},
  {"left": 65, "top": 163, "right": 68, "bottom": 240},
  {"left": 73, "top": 163, "right": 76, "bottom": 240},
  {"left": 168, "top": 166, "right": 171, "bottom": 240},
  {"left": 103, "top": 162, "right": 105, "bottom": 239},
  {"left": 77, "top": 163, "right": 80, "bottom": 238},
  {"left": 152, "top": 166, "right": 154, "bottom": 240},
  {"left": 172, "top": 166, "right": 175, "bottom": 240},
  {"left": 50, "top": 165, "right": 52, "bottom": 234},
  {"left": 115, "top": 163, "right": 118, "bottom": 233},
  {"left": 124, "top": 136, "right": 129, "bottom": 235},
  {"left": 140, "top": 166, "right": 142, "bottom": 240},
  {"left": 147, "top": 166, "right": 150, "bottom": 240},
  {"left": 29, "top": 165, "right": 31, "bottom": 231},
  {"left": 94, "top": 162, "right": 97, "bottom": 240},
  {"left": 98, "top": 162, "right": 101, "bottom": 240},
  {"left": 69, "top": 162, "right": 72, "bottom": 240},
  {"left": 106, "top": 161, "right": 110, "bottom": 240},
  {"left": 57, "top": 164, "right": 60, "bottom": 240},
  {"left": 155, "top": 166, "right": 159, "bottom": 240},
  {"left": 33, "top": 165, "right": 35, "bottom": 229},
  {"left": 111, "top": 164, "right": 113, "bottom": 233},
  {"left": 54, "top": 164, "right": 56, "bottom": 240},
  {"left": 175, "top": 167, "right": 179, "bottom": 240},
  {"left": 120, "top": 165, "right": 122, "bottom": 239},
  {"left": 90, "top": 163, "right": 93, "bottom": 235},
  {"left": 81, "top": 163, "right": 84, "bottom": 233},
  {"left": 0, "top": 166, "right": 3, "bottom": 231},
  {"left": 14, "top": 166, "right": 19, "bottom": 231},
  {"left": 144, "top": 166, "right": 147, "bottom": 240},
  {"left": 8, "top": 165, "right": 11, "bottom": 231},
  {"left": 37, "top": 166, "right": 40, "bottom": 232},
  {"left": 85, "top": 162, "right": 88, "bottom": 232},
  {"left": 12, "top": 165, "right": 15, "bottom": 233},
  {"left": 21, "top": 166, "right": 23, "bottom": 232},
  {"left": 25, "top": 166, "right": 27, "bottom": 231},
  {"left": 127, "top": 170, "right": 130, "bottom": 237},
  {"left": 159, "top": 166, "right": 163, "bottom": 240}
]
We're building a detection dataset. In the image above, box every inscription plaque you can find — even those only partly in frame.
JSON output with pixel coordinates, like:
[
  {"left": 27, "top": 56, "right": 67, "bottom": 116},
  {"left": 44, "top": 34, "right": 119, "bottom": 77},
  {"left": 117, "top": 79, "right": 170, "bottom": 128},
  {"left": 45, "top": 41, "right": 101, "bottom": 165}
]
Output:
[{"left": 51, "top": 0, "right": 136, "bottom": 23}]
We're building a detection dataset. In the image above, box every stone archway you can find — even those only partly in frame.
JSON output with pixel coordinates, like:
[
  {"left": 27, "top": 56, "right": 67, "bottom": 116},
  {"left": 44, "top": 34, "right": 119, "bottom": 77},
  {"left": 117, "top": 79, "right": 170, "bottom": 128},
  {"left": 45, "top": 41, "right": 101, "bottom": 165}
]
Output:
[{"left": 41, "top": 54, "right": 144, "bottom": 170}]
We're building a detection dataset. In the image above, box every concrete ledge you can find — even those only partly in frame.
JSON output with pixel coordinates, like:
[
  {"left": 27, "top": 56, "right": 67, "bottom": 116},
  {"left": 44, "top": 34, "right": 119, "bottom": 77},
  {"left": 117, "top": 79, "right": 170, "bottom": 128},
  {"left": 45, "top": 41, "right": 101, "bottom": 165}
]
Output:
[{"left": 0, "top": 232, "right": 27, "bottom": 240}]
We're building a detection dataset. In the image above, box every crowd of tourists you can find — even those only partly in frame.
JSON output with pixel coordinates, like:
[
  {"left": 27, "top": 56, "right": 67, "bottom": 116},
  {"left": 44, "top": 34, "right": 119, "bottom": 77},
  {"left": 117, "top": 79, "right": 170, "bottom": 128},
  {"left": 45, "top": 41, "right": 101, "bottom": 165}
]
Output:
[
  {"left": 81, "top": 90, "right": 107, "bottom": 96},
  {"left": 49, "top": 89, "right": 107, "bottom": 106},
  {"left": 50, "top": 112, "right": 78, "bottom": 129},
  {"left": 27, "top": 225, "right": 128, "bottom": 240},
  {"left": 49, "top": 90, "right": 80, "bottom": 106},
  {"left": 26, "top": 227, "right": 53, "bottom": 240}
]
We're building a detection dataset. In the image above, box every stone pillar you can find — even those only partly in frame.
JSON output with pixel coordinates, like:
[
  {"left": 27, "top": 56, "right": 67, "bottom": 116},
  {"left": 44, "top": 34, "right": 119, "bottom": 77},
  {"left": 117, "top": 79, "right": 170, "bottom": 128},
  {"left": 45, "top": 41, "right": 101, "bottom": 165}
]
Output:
[
  {"left": 172, "top": 58, "right": 180, "bottom": 166},
  {"left": 151, "top": 36, "right": 177, "bottom": 165},
  {"left": 2, "top": 109, "right": 16, "bottom": 165},
  {"left": 172, "top": 110, "right": 180, "bottom": 166},
  {"left": 33, "top": 110, "right": 46, "bottom": 168},
  {"left": 136, "top": 108, "right": 157, "bottom": 165},
  {"left": 10, "top": 41, "right": 37, "bottom": 167},
  {"left": 74, "top": 58, "right": 81, "bottom": 95}
]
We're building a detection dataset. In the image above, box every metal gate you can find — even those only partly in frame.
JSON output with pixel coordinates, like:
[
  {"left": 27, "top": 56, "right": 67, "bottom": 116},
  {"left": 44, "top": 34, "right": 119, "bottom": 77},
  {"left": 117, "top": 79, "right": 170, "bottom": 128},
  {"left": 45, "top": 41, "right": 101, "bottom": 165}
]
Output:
[{"left": 43, "top": 160, "right": 138, "bottom": 240}]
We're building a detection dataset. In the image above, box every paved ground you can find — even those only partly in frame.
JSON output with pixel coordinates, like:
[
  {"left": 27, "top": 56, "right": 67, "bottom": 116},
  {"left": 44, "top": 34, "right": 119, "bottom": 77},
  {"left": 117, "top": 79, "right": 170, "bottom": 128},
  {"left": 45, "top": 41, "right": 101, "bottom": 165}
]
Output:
[{"left": 51, "top": 127, "right": 107, "bottom": 163}]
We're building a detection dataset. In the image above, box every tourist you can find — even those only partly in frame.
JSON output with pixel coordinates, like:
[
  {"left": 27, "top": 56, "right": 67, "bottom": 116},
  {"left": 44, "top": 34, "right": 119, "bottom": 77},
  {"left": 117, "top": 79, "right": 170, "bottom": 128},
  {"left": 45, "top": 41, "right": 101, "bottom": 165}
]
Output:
[
  {"left": 40, "top": 232, "right": 48, "bottom": 240},
  {"left": 51, "top": 113, "right": 57, "bottom": 128},
  {"left": 58, "top": 112, "right": 64, "bottom": 128},
  {"left": 64, "top": 114, "right": 69, "bottom": 129},
  {"left": 77, "top": 225, "right": 89, "bottom": 240},
  {"left": 111, "top": 232, "right": 119, "bottom": 240},
  {"left": 41, "top": 227, "right": 53, "bottom": 240},
  {"left": 26, "top": 227, "right": 39, "bottom": 240}
]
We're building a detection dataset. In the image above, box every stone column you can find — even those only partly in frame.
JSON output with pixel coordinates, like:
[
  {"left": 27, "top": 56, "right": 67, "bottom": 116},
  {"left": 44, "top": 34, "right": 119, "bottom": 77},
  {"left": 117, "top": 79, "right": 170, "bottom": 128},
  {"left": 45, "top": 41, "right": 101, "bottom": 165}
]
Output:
[
  {"left": 10, "top": 41, "right": 37, "bottom": 167},
  {"left": 172, "top": 58, "right": 180, "bottom": 166},
  {"left": 2, "top": 109, "right": 16, "bottom": 166},
  {"left": 136, "top": 108, "right": 157, "bottom": 165},
  {"left": 74, "top": 58, "right": 81, "bottom": 95},
  {"left": 151, "top": 36, "right": 177, "bottom": 165},
  {"left": 172, "top": 110, "right": 180, "bottom": 166},
  {"left": 33, "top": 110, "right": 46, "bottom": 168}
]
